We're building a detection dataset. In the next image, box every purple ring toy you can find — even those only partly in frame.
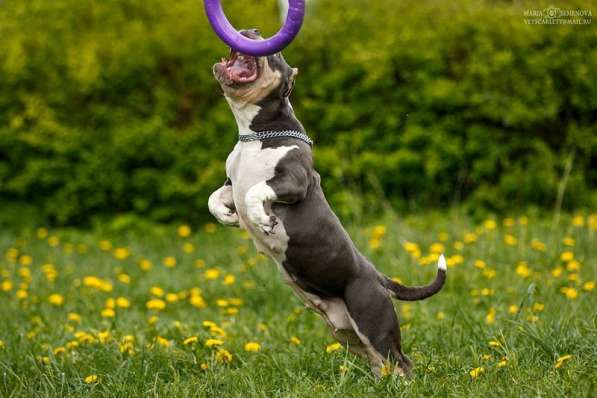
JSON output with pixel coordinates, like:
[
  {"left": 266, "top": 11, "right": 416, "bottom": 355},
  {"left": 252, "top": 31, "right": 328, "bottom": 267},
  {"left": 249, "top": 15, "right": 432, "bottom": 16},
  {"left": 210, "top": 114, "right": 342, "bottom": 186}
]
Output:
[{"left": 204, "top": 0, "right": 305, "bottom": 56}]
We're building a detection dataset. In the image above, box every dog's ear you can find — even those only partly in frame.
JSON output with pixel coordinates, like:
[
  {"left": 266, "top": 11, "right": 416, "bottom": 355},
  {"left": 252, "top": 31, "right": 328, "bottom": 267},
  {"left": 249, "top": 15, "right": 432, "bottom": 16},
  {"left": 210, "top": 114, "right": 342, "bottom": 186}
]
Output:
[{"left": 282, "top": 68, "right": 299, "bottom": 97}]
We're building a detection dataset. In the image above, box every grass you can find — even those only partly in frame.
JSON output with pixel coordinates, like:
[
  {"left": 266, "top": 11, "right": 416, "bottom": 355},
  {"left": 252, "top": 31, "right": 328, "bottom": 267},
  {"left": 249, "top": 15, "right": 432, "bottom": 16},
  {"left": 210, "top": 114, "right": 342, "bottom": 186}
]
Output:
[{"left": 0, "top": 212, "right": 595, "bottom": 397}]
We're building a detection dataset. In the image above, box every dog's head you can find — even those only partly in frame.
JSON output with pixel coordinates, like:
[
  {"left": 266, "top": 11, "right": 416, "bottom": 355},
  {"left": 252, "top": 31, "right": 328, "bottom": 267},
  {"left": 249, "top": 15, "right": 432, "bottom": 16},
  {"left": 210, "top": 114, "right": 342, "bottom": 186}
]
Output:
[{"left": 213, "top": 29, "right": 298, "bottom": 105}]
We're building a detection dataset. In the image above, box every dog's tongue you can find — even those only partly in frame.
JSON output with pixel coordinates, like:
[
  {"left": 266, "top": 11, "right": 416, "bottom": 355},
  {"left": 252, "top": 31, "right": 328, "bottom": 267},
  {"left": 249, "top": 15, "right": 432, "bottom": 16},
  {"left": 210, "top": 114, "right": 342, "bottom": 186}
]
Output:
[{"left": 228, "top": 58, "right": 253, "bottom": 80}]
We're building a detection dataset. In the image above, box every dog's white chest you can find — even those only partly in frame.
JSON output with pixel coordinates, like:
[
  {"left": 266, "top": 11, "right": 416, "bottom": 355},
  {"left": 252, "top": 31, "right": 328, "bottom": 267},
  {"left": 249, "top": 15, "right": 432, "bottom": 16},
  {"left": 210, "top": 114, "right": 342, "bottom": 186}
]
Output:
[{"left": 225, "top": 141, "right": 297, "bottom": 263}]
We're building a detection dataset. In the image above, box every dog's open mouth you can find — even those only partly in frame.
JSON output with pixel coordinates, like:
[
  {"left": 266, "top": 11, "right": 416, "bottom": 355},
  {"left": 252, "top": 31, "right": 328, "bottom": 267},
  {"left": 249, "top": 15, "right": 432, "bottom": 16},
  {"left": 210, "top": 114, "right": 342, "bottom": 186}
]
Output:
[{"left": 214, "top": 49, "right": 259, "bottom": 86}]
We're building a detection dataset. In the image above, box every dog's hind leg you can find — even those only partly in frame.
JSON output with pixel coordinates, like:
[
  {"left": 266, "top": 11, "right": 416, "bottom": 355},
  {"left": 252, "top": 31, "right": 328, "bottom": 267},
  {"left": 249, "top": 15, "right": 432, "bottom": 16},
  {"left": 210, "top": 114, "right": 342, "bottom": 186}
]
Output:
[{"left": 344, "top": 276, "right": 412, "bottom": 377}]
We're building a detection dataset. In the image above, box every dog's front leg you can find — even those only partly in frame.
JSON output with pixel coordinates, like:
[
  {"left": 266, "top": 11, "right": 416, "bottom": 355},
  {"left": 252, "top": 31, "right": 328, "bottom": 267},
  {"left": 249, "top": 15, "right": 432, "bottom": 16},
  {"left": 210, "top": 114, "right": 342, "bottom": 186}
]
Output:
[
  {"left": 245, "top": 165, "right": 309, "bottom": 234},
  {"left": 208, "top": 179, "right": 239, "bottom": 227}
]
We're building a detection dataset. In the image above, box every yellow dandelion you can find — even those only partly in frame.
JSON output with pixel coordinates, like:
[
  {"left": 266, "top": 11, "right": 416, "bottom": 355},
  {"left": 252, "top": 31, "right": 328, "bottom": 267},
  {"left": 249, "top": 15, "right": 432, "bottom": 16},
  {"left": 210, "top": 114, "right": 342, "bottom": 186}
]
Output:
[
  {"left": 117, "top": 273, "right": 131, "bottom": 284},
  {"left": 165, "top": 293, "right": 179, "bottom": 303},
  {"left": 138, "top": 259, "right": 152, "bottom": 271},
  {"left": 215, "top": 348, "right": 232, "bottom": 363},
  {"left": 380, "top": 363, "right": 392, "bottom": 377},
  {"left": 163, "top": 257, "right": 177, "bottom": 268},
  {"left": 0, "top": 340, "right": 4, "bottom": 349},
  {"left": 205, "top": 339, "right": 224, "bottom": 348},
  {"left": 369, "top": 238, "right": 381, "bottom": 250},
  {"left": 551, "top": 267, "right": 563, "bottom": 278},
  {"left": 195, "top": 259, "right": 206, "bottom": 268},
  {"left": 504, "top": 234, "right": 517, "bottom": 246},
  {"left": 84, "top": 375, "right": 98, "bottom": 384},
  {"left": 48, "top": 293, "right": 64, "bottom": 306},
  {"left": 230, "top": 298, "right": 243, "bottom": 306},
  {"left": 583, "top": 281, "right": 595, "bottom": 291},
  {"left": 113, "top": 247, "right": 130, "bottom": 261},
  {"left": 515, "top": 262, "right": 531, "bottom": 278},
  {"left": 560, "top": 251, "right": 574, "bottom": 262},
  {"left": 53, "top": 346, "right": 66, "bottom": 356},
  {"left": 403, "top": 241, "right": 419, "bottom": 253},
  {"left": 326, "top": 342, "right": 342, "bottom": 353},
  {"left": 200, "top": 363, "right": 209, "bottom": 370},
  {"left": 16, "top": 289, "right": 28, "bottom": 300},
  {"left": 101, "top": 308, "right": 115, "bottom": 318},
  {"left": 483, "top": 219, "right": 497, "bottom": 230},
  {"left": 226, "top": 307, "right": 238, "bottom": 315},
  {"left": 289, "top": 336, "right": 301, "bottom": 345},
  {"left": 555, "top": 354, "right": 573, "bottom": 368},
  {"left": 105, "top": 298, "right": 115, "bottom": 309},
  {"left": 519, "top": 216, "right": 528, "bottom": 225},
  {"left": 572, "top": 215, "right": 584, "bottom": 227},
  {"left": 66, "top": 341, "right": 79, "bottom": 350},
  {"left": 98, "top": 331, "right": 111, "bottom": 344},
  {"left": 67, "top": 313, "right": 81, "bottom": 323},
  {"left": 148, "top": 315, "right": 159, "bottom": 325},
  {"left": 483, "top": 269, "right": 496, "bottom": 279},
  {"left": 469, "top": 367, "right": 484, "bottom": 379},
  {"left": 190, "top": 295, "right": 206, "bottom": 309},
  {"left": 204, "top": 268, "right": 221, "bottom": 280},
  {"left": 485, "top": 308, "right": 496, "bottom": 325},
  {"left": 178, "top": 224, "right": 192, "bottom": 238},
  {"left": 183, "top": 336, "right": 198, "bottom": 345},
  {"left": 339, "top": 365, "right": 349, "bottom": 374},
  {"left": 503, "top": 218, "right": 514, "bottom": 227},
  {"left": 561, "top": 287, "right": 578, "bottom": 299},
  {"left": 116, "top": 297, "right": 130, "bottom": 308},
  {"left": 531, "top": 239, "right": 546, "bottom": 251},
  {"left": 146, "top": 299, "right": 166, "bottom": 310},
  {"left": 244, "top": 342, "right": 261, "bottom": 352},
  {"left": 99, "top": 240, "right": 112, "bottom": 251},
  {"left": 183, "top": 243, "right": 195, "bottom": 253},
  {"left": 1, "top": 280, "right": 13, "bottom": 292},
  {"left": 463, "top": 233, "right": 477, "bottom": 244},
  {"left": 474, "top": 260, "right": 486, "bottom": 269},
  {"left": 436, "top": 312, "right": 445, "bottom": 320},
  {"left": 202, "top": 320, "right": 217, "bottom": 329},
  {"left": 488, "top": 340, "right": 501, "bottom": 348},
  {"left": 155, "top": 336, "right": 171, "bottom": 347},
  {"left": 562, "top": 237, "right": 575, "bottom": 246},
  {"left": 566, "top": 260, "right": 581, "bottom": 272},
  {"left": 223, "top": 274, "right": 235, "bottom": 285},
  {"left": 36, "top": 227, "right": 48, "bottom": 239},
  {"left": 532, "top": 303, "right": 545, "bottom": 312},
  {"left": 150, "top": 286, "right": 164, "bottom": 297},
  {"left": 453, "top": 241, "right": 464, "bottom": 250},
  {"left": 430, "top": 243, "right": 445, "bottom": 254},
  {"left": 497, "top": 358, "right": 508, "bottom": 368}
]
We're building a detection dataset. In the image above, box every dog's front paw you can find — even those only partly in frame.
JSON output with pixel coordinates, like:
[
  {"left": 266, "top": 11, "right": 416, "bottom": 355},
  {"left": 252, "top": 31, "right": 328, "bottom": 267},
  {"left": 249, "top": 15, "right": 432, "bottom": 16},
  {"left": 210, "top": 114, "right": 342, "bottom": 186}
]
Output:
[
  {"left": 213, "top": 206, "right": 239, "bottom": 226},
  {"left": 246, "top": 204, "right": 277, "bottom": 235}
]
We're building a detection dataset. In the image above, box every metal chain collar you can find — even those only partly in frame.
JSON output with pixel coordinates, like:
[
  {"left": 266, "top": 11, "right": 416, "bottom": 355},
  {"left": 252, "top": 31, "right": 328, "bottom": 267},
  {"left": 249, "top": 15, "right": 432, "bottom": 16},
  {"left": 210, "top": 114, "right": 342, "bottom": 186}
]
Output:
[{"left": 238, "top": 130, "right": 313, "bottom": 146}]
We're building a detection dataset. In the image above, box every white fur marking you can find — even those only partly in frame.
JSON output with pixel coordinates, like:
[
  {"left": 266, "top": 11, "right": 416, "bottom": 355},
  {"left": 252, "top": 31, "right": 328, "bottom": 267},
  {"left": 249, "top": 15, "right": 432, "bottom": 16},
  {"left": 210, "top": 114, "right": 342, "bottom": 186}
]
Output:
[
  {"left": 225, "top": 99, "right": 261, "bottom": 135},
  {"left": 438, "top": 253, "right": 447, "bottom": 270},
  {"left": 245, "top": 181, "right": 277, "bottom": 233}
]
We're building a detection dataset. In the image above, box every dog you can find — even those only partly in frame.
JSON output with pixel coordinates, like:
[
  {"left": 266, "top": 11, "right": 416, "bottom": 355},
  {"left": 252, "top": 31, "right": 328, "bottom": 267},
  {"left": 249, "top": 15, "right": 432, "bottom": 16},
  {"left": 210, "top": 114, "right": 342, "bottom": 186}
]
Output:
[{"left": 209, "top": 29, "right": 446, "bottom": 377}]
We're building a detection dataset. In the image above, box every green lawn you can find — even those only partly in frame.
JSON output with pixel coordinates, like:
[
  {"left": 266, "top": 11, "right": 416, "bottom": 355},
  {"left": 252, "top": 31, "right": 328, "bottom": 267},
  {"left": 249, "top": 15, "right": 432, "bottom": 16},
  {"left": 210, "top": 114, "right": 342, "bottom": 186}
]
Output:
[{"left": 0, "top": 212, "right": 595, "bottom": 397}]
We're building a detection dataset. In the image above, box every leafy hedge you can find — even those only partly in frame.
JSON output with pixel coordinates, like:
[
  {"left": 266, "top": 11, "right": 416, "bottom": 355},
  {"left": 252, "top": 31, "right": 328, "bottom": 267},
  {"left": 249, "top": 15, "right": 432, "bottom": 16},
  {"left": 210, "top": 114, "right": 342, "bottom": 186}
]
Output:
[{"left": 0, "top": 0, "right": 595, "bottom": 225}]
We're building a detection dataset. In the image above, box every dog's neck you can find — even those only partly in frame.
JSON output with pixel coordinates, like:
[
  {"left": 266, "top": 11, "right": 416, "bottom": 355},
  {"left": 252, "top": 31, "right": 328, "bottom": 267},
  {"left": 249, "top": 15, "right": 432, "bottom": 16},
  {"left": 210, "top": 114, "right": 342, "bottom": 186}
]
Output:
[{"left": 226, "top": 96, "right": 305, "bottom": 136}]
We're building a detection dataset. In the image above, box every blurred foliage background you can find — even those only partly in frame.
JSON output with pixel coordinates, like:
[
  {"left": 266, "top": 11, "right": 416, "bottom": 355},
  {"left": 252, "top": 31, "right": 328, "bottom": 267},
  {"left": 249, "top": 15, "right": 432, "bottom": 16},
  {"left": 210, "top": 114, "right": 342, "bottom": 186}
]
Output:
[{"left": 0, "top": 0, "right": 595, "bottom": 226}]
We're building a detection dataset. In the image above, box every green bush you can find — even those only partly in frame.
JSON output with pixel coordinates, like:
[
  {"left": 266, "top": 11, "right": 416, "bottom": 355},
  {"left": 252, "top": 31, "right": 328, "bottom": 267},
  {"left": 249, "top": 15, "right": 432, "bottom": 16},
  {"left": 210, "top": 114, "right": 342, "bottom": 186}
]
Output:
[{"left": 0, "top": 0, "right": 595, "bottom": 225}]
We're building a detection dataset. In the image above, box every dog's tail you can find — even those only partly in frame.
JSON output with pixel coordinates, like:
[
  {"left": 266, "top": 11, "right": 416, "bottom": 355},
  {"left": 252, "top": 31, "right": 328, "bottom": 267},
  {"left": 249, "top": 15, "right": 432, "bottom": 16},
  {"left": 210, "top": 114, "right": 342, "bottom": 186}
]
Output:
[{"left": 384, "top": 254, "right": 447, "bottom": 301}]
